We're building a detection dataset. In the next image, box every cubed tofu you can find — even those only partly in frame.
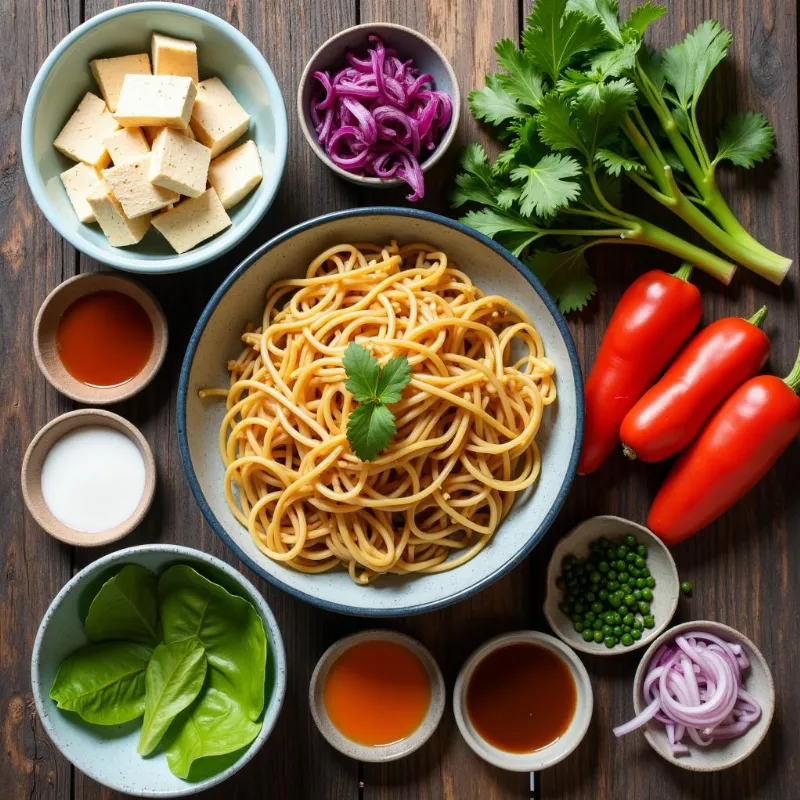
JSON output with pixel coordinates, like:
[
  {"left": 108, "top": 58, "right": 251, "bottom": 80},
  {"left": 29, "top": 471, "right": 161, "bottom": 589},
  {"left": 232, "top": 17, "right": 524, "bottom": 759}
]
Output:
[
  {"left": 207, "top": 140, "right": 263, "bottom": 209},
  {"left": 115, "top": 75, "right": 196, "bottom": 130},
  {"left": 190, "top": 77, "right": 250, "bottom": 157},
  {"left": 152, "top": 33, "right": 199, "bottom": 83},
  {"left": 143, "top": 124, "right": 195, "bottom": 145},
  {"left": 86, "top": 180, "right": 151, "bottom": 246},
  {"left": 89, "top": 53, "right": 151, "bottom": 112},
  {"left": 53, "top": 92, "right": 120, "bottom": 169},
  {"left": 151, "top": 188, "right": 231, "bottom": 253},
  {"left": 104, "top": 127, "right": 150, "bottom": 165},
  {"left": 102, "top": 155, "right": 179, "bottom": 218},
  {"left": 60, "top": 162, "right": 102, "bottom": 223},
  {"left": 149, "top": 128, "right": 211, "bottom": 198}
]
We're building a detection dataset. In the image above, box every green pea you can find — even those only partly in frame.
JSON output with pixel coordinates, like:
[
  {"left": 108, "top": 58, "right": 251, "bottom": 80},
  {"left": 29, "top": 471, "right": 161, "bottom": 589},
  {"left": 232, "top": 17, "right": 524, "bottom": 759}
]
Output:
[
  {"left": 604, "top": 611, "right": 616, "bottom": 624},
  {"left": 631, "top": 628, "right": 642, "bottom": 640},
  {"left": 573, "top": 602, "right": 585, "bottom": 614},
  {"left": 636, "top": 578, "right": 646, "bottom": 589},
  {"left": 635, "top": 556, "right": 645, "bottom": 569},
  {"left": 616, "top": 545, "right": 629, "bottom": 558},
  {"left": 646, "top": 576, "right": 656, "bottom": 589},
  {"left": 641, "top": 588, "right": 653, "bottom": 602},
  {"left": 582, "top": 629, "right": 594, "bottom": 642},
  {"left": 643, "top": 614, "right": 655, "bottom": 629},
  {"left": 574, "top": 621, "right": 584, "bottom": 633},
  {"left": 618, "top": 572, "right": 630, "bottom": 584},
  {"left": 681, "top": 581, "right": 693, "bottom": 596},
  {"left": 638, "top": 601, "right": 650, "bottom": 615},
  {"left": 602, "top": 624, "right": 613, "bottom": 636},
  {"left": 624, "top": 535, "right": 637, "bottom": 547},
  {"left": 591, "top": 602, "right": 604, "bottom": 614},
  {"left": 608, "top": 594, "right": 622, "bottom": 608},
  {"left": 584, "top": 611, "right": 596, "bottom": 623},
  {"left": 593, "top": 619, "right": 603, "bottom": 631},
  {"left": 623, "top": 594, "right": 636, "bottom": 608},
  {"left": 622, "top": 625, "right": 631, "bottom": 634},
  {"left": 608, "top": 571, "right": 618, "bottom": 581},
  {"left": 633, "top": 589, "right": 642, "bottom": 601},
  {"left": 593, "top": 630, "right": 604, "bottom": 643},
  {"left": 637, "top": 544, "right": 647, "bottom": 556},
  {"left": 628, "top": 567, "right": 640, "bottom": 578},
  {"left": 626, "top": 551, "right": 637, "bottom": 563},
  {"left": 598, "top": 561, "right": 609, "bottom": 573},
  {"left": 585, "top": 591, "right": 596, "bottom": 603},
  {"left": 613, "top": 625, "right": 623, "bottom": 637},
  {"left": 622, "top": 613, "right": 634, "bottom": 626},
  {"left": 632, "top": 619, "right": 643, "bottom": 631},
  {"left": 604, "top": 636, "right": 617, "bottom": 649},
  {"left": 621, "top": 633, "right": 633, "bottom": 647},
  {"left": 589, "top": 571, "right": 601, "bottom": 583},
  {"left": 598, "top": 590, "right": 609, "bottom": 602}
]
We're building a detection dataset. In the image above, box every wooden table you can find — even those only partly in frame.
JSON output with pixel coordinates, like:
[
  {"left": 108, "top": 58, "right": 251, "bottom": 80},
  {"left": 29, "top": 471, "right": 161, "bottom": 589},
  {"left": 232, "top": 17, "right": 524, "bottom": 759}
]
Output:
[{"left": 2, "top": 0, "right": 798, "bottom": 797}]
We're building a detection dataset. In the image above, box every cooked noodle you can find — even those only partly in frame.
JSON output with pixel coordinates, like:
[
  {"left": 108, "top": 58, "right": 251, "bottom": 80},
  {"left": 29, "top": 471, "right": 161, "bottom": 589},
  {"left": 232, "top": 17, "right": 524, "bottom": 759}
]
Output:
[{"left": 201, "top": 241, "right": 556, "bottom": 584}]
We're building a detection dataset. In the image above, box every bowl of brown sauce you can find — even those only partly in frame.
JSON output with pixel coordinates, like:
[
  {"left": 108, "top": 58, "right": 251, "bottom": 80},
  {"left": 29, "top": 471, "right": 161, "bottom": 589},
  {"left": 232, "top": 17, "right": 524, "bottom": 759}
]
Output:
[{"left": 453, "top": 631, "right": 593, "bottom": 771}]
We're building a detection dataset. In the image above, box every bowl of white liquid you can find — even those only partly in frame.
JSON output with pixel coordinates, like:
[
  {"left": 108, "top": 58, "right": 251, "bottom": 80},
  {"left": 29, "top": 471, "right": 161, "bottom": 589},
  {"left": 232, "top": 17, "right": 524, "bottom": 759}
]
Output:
[{"left": 21, "top": 408, "right": 156, "bottom": 546}]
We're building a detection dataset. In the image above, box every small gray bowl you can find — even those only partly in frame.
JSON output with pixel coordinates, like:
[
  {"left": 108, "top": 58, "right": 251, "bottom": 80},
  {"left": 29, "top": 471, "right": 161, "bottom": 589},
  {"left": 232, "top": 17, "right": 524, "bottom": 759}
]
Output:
[
  {"left": 544, "top": 516, "right": 680, "bottom": 656},
  {"left": 297, "top": 23, "right": 460, "bottom": 188},
  {"left": 629, "top": 620, "right": 775, "bottom": 772},
  {"left": 309, "top": 630, "right": 445, "bottom": 762},
  {"left": 31, "top": 544, "right": 287, "bottom": 797}
]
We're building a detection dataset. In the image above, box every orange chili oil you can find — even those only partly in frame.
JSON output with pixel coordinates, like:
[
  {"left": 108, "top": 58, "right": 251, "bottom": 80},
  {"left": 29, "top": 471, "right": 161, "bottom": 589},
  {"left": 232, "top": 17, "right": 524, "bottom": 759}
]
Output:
[
  {"left": 56, "top": 291, "right": 154, "bottom": 387},
  {"left": 466, "top": 642, "right": 577, "bottom": 753},
  {"left": 323, "top": 640, "right": 431, "bottom": 746}
]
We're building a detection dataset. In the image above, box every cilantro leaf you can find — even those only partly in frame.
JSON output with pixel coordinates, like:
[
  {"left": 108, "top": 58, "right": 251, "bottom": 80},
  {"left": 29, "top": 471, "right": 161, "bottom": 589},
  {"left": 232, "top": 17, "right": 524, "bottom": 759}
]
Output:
[
  {"left": 461, "top": 208, "right": 542, "bottom": 242},
  {"left": 494, "top": 118, "right": 548, "bottom": 174},
  {"left": 661, "top": 20, "right": 731, "bottom": 109},
  {"left": 594, "top": 148, "right": 646, "bottom": 176},
  {"left": 469, "top": 74, "right": 525, "bottom": 125},
  {"left": 343, "top": 342, "right": 380, "bottom": 402},
  {"left": 510, "top": 154, "right": 582, "bottom": 217},
  {"left": 567, "top": 0, "right": 622, "bottom": 43},
  {"left": 572, "top": 78, "right": 637, "bottom": 153},
  {"left": 623, "top": 2, "right": 666, "bottom": 37},
  {"left": 537, "top": 93, "right": 587, "bottom": 155},
  {"left": 496, "top": 185, "right": 523, "bottom": 208},
  {"left": 714, "top": 113, "right": 775, "bottom": 168},
  {"left": 523, "top": 0, "right": 605, "bottom": 81},
  {"left": 346, "top": 403, "right": 396, "bottom": 461},
  {"left": 638, "top": 45, "right": 666, "bottom": 92},
  {"left": 590, "top": 40, "right": 640, "bottom": 77},
  {"left": 526, "top": 247, "right": 598, "bottom": 312},
  {"left": 375, "top": 357, "right": 412, "bottom": 405},
  {"left": 494, "top": 39, "right": 545, "bottom": 109},
  {"left": 452, "top": 144, "right": 500, "bottom": 208}
]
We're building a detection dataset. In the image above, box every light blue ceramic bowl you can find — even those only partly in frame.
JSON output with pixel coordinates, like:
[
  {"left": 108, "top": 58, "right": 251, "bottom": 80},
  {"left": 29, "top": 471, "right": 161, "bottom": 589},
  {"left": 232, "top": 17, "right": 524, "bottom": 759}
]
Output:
[
  {"left": 31, "top": 544, "right": 287, "bottom": 797},
  {"left": 21, "top": 3, "right": 287, "bottom": 274},
  {"left": 178, "top": 208, "right": 583, "bottom": 617}
]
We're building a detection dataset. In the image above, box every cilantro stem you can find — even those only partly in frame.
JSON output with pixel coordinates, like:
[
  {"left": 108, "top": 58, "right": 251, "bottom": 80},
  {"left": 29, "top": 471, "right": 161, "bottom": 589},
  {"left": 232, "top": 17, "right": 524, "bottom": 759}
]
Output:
[
  {"left": 689, "top": 102, "right": 713, "bottom": 171},
  {"left": 632, "top": 106, "right": 668, "bottom": 167},
  {"left": 623, "top": 115, "right": 670, "bottom": 194},
  {"left": 587, "top": 167, "right": 635, "bottom": 221}
]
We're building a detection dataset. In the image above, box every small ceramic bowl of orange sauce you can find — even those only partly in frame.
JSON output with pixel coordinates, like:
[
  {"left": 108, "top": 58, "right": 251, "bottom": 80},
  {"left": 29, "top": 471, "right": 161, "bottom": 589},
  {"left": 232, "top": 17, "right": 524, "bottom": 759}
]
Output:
[
  {"left": 309, "top": 630, "right": 445, "bottom": 762},
  {"left": 34, "top": 272, "right": 168, "bottom": 404},
  {"left": 453, "top": 631, "right": 593, "bottom": 771}
]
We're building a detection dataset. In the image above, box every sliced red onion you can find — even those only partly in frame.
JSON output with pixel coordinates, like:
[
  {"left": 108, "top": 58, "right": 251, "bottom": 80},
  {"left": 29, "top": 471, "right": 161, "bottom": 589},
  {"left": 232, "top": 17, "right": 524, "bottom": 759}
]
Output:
[
  {"left": 309, "top": 35, "right": 452, "bottom": 201},
  {"left": 613, "top": 631, "right": 762, "bottom": 757}
]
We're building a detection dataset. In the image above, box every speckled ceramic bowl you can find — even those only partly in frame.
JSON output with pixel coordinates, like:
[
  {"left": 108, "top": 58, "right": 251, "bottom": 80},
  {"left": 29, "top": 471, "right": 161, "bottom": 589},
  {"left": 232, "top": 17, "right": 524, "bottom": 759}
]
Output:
[
  {"left": 308, "top": 630, "right": 445, "bottom": 762},
  {"left": 543, "top": 516, "right": 681, "bottom": 656},
  {"left": 31, "top": 544, "right": 287, "bottom": 797},
  {"left": 22, "top": 2, "right": 287, "bottom": 273},
  {"left": 628, "top": 621, "right": 775, "bottom": 772},
  {"left": 178, "top": 208, "right": 583, "bottom": 616}
]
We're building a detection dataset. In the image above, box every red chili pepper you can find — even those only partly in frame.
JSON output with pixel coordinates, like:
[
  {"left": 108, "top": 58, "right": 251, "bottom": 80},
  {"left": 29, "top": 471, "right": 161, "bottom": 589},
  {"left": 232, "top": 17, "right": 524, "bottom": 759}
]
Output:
[
  {"left": 578, "top": 266, "right": 702, "bottom": 475},
  {"left": 648, "top": 346, "right": 800, "bottom": 544},
  {"left": 620, "top": 307, "right": 770, "bottom": 462}
]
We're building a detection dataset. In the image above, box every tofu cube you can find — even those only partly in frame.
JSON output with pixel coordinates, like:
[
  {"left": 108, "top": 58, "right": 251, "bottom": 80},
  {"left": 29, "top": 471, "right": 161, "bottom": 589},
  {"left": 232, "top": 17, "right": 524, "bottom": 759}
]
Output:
[
  {"left": 149, "top": 128, "right": 211, "bottom": 198},
  {"left": 115, "top": 75, "right": 196, "bottom": 130},
  {"left": 102, "top": 155, "right": 179, "bottom": 218},
  {"left": 152, "top": 33, "right": 199, "bottom": 83},
  {"left": 86, "top": 180, "right": 151, "bottom": 246},
  {"left": 207, "top": 140, "right": 263, "bottom": 209},
  {"left": 104, "top": 127, "right": 150, "bottom": 165},
  {"left": 60, "top": 163, "right": 102, "bottom": 223},
  {"left": 190, "top": 77, "right": 250, "bottom": 157},
  {"left": 53, "top": 92, "right": 120, "bottom": 169},
  {"left": 90, "top": 53, "right": 151, "bottom": 112},
  {"left": 143, "top": 124, "right": 195, "bottom": 145},
  {"left": 151, "top": 188, "right": 231, "bottom": 253}
]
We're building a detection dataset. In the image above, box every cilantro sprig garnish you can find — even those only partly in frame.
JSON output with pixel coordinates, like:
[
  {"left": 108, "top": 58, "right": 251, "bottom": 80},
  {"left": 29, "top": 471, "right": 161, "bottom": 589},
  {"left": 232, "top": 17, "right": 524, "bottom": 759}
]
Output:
[
  {"left": 343, "top": 343, "right": 412, "bottom": 461},
  {"left": 453, "top": 0, "right": 790, "bottom": 313}
]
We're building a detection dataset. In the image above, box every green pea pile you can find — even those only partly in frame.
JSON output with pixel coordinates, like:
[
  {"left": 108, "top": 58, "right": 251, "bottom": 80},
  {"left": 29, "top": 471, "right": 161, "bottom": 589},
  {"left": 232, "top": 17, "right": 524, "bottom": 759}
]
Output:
[{"left": 557, "top": 534, "right": 656, "bottom": 649}]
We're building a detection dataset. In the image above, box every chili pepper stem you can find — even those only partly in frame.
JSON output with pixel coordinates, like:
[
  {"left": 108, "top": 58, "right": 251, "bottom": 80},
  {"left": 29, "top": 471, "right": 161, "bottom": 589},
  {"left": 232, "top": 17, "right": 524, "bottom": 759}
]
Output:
[
  {"left": 622, "top": 444, "right": 637, "bottom": 461},
  {"left": 672, "top": 263, "right": 694, "bottom": 282},
  {"left": 782, "top": 344, "right": 800, "bottom": 392},
  {"left": 747, "top": 306, "right": 769, "bottom": 328}
]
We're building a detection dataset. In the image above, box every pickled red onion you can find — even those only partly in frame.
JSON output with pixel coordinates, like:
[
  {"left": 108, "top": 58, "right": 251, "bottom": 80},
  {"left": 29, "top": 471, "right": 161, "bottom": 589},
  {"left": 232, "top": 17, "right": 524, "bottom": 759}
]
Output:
[
  {"left": 310, "top": 36, "right": 452, "bottom": 201},
  {"left": 613, "top": 632, "right": 761, "bottom": 756}
]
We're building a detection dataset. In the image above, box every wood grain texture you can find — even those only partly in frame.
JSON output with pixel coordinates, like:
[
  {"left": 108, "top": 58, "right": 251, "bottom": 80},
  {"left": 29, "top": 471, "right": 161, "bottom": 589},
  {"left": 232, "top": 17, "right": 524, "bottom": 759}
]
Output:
[{"left": 5, "top": 0, "right": 799, "bottom": 799}]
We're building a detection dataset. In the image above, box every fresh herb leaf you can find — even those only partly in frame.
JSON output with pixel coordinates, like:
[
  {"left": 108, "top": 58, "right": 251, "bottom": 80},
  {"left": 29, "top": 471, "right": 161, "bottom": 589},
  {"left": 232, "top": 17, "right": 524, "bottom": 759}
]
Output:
[
  {"left": 526, "top": 247, "right": 598, "bottom": 312},
  {"left": 343, "top": 341, "right": 380, "bottom": 401},
  {"left": 346, "top": 403, "right": 396, "bottom": 462},
  {"left": 573, "top": 79, "right": 637, "bottom": 153},
  {"left": 84, "top": 564, "right": 159, "bottom": 646},
  {"left": 590, "top": 40, "right": 640, "bottom": 77},
  {"left": 460, "top": 208, "right": 542, "bottom": 241},
  {"left": 595, "top": 148, "right": 646, "bottom": 176},
  {"left": 452, "top": 144, "right": 500, "bottom": 207},
  {"left": 638, "top": 45, "right": 666, "bottom": 92},
  {"left": 661, "top": 20, "right": 731, "bottom": 110},
  {"left": 138, "top": 638, "right": 207, "bottom": 756},
  {"left": 567, "top": 0, "right": 622, "bottom": 43},
  {"left": 623, "top": 2, "right": 666, "bottom": 37},
  {"left": 538, "top": 93, "right": 588, "bottom": 155},
  {"left": 714, "top": 112, "right": 775, "bottom": 168},
  {"left": 523, "top": 0, "right": 605, "bottom": 81},
  {"left": 469, "top": 74, "right": 524, "bottom": 125},
  {"left": 50, "top": 641, "right": 153, "bottom": 725},
  {"left": 510, "top": 154, "right": 583, "bottom": 217},
  {"left": 375, "top": 357, "right": 413, "bottom": 405},
  {"left": 495, "top": 39, "right": 545, "bottom": 109},
  {"left": 496, "top": 185, "right": 523, "bottom": 209}
]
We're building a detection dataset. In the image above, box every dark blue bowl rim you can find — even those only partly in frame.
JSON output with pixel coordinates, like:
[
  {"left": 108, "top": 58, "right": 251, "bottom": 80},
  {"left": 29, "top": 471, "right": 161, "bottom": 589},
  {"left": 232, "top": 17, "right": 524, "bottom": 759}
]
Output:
[{"left": 177, "top": 207, "right": 584, "bottom": 617}]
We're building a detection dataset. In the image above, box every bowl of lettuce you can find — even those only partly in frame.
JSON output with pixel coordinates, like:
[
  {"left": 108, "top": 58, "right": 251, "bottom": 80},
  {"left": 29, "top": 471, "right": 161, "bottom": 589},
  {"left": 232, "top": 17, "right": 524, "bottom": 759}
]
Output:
[{"left": 30, "top": 544, "right": 286, "bottom": 797}]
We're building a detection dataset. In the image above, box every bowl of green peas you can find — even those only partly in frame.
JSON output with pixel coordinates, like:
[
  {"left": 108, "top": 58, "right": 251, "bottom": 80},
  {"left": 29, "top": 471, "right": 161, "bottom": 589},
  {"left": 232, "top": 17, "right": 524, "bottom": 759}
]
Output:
[{"left": 544, "top": 516, "right": 680, "bottom": 656}]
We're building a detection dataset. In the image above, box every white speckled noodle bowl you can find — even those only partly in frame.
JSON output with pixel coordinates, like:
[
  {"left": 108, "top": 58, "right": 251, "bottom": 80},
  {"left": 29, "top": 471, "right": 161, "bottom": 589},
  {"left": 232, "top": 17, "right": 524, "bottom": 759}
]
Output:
[{"left": 178, "top": 209, "right": 583, "bottom": 616}]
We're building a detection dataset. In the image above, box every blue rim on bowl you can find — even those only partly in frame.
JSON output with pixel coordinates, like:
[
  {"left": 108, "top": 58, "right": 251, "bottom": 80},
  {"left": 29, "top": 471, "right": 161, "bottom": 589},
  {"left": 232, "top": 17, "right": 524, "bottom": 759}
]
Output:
[
  {"left": 177, "top": 207, "right": 584, "bottom": 616},
  {"left": 31, "top": 543, "right": 287, "bottom": 798},
  {"left": 21, "top": 2, "right": 288, "bottom": 274}
]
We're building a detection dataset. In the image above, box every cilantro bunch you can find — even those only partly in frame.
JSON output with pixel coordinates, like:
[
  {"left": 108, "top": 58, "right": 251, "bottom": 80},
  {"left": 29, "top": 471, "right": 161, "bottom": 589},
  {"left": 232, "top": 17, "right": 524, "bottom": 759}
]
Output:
[{"left": 454, "top": 0, "right": 791, "bottom": 312}]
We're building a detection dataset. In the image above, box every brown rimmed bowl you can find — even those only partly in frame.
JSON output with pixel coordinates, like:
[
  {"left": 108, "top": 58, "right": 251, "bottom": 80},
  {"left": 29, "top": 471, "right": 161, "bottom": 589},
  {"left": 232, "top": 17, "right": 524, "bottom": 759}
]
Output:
[
  {"left": 21, "top": 408, "right": 156, "bottom": 546},
  {"left": 308, "top": 630, "right": 445, "bottom": 762},
  {"left": 34, "top": 272, "right": 168, "bottom": 404},
  {"left": 297, "top": 23, "right": 460, "bottom": 189}
]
